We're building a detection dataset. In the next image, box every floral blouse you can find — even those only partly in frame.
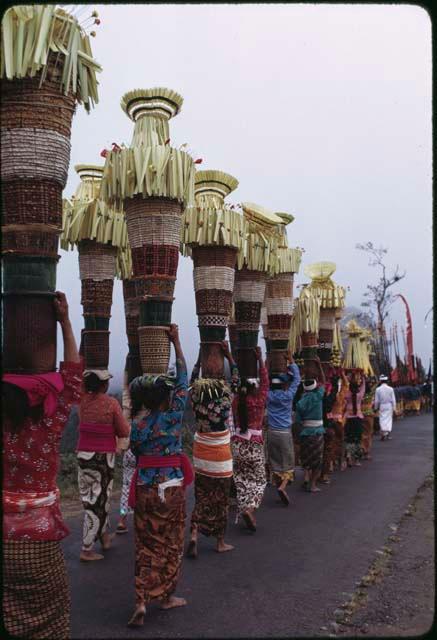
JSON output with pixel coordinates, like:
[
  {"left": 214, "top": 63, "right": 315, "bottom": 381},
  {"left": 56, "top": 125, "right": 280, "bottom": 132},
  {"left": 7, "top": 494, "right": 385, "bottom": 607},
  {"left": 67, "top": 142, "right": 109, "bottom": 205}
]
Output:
[
  {"left": 130, "top": 358, "right": 188, "bottom": 486},
  {"left": 232, "top": 364, "right": 269, "bottom": 443},
  {"left": 3, "top": 361, "right": 83, "bottom": 541},
  {"left": 190, "top": 363, "right": 240, "bottom": 433}
]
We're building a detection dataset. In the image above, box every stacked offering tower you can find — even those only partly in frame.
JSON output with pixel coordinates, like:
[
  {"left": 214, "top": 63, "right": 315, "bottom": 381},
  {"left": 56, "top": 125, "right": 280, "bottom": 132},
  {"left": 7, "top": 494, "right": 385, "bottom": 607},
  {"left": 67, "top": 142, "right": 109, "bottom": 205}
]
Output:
[
  {"left": 265, "top": 213, "right": 302, "bottom": 376},
  {"left": 181, "top": 170, "right": 244, "bottom": 377},
  {"left": 61, "top": 164, "right": 128, "bottom": 369},
  {"left": 100, "top": 88, "right": 195, "bottom": 375},
  {"left": 1, "top": 5, "right": 100, "bottom": 372}
]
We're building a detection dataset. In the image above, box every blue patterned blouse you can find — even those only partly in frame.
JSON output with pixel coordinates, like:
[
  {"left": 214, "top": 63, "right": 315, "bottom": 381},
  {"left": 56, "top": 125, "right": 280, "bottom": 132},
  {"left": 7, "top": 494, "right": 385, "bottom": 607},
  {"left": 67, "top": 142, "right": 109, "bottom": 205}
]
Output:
[{"left": 130, "top": 358, "right": 188, "bottom": 486}]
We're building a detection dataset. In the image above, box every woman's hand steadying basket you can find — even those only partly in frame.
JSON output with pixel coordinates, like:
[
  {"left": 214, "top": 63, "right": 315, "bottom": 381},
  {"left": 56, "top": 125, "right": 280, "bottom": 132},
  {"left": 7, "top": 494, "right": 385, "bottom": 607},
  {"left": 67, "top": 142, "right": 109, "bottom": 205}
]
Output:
[
  {"left": 54, "top": 291, "right": 70, "bottom": 326},
  {"left": 166, "top": 323, "right": 180, "bottom": 345},
  {"left": 54, "top": 292, "right": 80, "bottom": 363}
]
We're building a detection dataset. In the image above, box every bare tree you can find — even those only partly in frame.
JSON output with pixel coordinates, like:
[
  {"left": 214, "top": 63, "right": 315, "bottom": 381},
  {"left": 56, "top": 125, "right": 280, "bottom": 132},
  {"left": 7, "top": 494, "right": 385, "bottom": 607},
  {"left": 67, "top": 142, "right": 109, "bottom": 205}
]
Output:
[
  {"left": 356, "top": 242, "right": 406, "bottom": 332},
  {"left": 356, "top": 242, "right": 406, "bottom": 374}
]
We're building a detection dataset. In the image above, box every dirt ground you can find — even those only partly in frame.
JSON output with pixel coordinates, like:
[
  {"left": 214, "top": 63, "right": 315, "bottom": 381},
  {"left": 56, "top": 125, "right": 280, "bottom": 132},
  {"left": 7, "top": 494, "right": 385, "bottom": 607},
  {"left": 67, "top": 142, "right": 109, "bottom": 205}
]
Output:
[{"left": 324, "top": 475, "right": 435, "bottom": 637}]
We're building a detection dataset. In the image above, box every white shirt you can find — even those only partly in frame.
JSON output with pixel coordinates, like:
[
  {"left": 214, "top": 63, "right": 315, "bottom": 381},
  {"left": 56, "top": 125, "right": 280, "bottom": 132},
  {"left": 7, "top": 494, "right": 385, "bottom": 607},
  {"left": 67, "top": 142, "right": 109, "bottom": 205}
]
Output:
[{"left": 374, "top": 383, "right": 396, "bottom": 409}]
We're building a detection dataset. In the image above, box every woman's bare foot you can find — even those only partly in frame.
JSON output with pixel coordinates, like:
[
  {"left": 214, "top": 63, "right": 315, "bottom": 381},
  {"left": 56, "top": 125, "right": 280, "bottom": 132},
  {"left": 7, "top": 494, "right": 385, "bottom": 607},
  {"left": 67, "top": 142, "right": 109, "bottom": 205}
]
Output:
[
  {"left": 186, "top": 539, "right": 197, "bottom": 558},
  {"left": 80, "top": 550, "right": 104, "bottom": 562},
  {"left": 160, "top": 596, "right": 187, "bottom": 610},
  {"left": 100, "top": 532, "right": 115, "bottom": 550},
  {"left": 216, "top": 540, "right": 234, "bottom": 553},
  {"left": 310, "top": 486, "right": 321, "bottom": 493},
  {"left": 127, "top": 605, "right": 146, "bottom": 627},
  {"left": 354, "top": 461, "right": 362, "bottom": 467}
]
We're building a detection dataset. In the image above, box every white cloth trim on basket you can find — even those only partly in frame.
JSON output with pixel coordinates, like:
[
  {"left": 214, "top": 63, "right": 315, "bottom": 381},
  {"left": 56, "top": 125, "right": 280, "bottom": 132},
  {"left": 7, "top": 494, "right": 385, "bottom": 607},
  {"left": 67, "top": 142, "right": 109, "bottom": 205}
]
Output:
[
  {"left": 126, "top": 214, "right": 181, "bottom": 249},
  {"left": 79, "top": 253, "right": 116, "bottom": 281},
  {"left": 266, "top": 298, "right": 294, "bottom": 315}
]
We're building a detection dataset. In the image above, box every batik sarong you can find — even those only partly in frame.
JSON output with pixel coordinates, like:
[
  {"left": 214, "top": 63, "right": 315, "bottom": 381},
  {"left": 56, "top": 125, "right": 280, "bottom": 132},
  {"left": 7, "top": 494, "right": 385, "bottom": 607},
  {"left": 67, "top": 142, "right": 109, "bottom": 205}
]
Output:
[
  {"left": 231, "top": 439, "right": 266, "bottom": 520},
  {"left": 77, "top": 451, "right": 115, "bottom": 550},
  {"left": 321, "top": 422, "right": 336, "bottom": 475},
  {"left": 362, "top": 416, "right": 374, "bottom": 455},
  {"left": 190, "top": 473, "right": 231, "bottom": 538},
  {"left": 299, "top": 434, "right": 324, "bottom": 471},
  {"left": 120, "top": 449, "right": 136, "bottom": 516},
  {"left": 134, "top": 484, "right": 185, "bottom": 606},
  {"left": 344, "top": 417, "right": 364, "bottom": 461},
  {"left": 267, "top": 428, "right": 295, "bottom": 484},
  {"left": 3, "top": 540, "right": 70, "bottom": 639}
]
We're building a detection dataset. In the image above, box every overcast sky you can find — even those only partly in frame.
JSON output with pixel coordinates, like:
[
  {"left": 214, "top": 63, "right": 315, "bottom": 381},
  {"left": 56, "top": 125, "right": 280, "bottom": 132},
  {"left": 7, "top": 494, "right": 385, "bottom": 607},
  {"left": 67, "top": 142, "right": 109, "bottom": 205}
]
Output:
[{"left": 58, "top": 3, "right": 432, "bottom": 387}]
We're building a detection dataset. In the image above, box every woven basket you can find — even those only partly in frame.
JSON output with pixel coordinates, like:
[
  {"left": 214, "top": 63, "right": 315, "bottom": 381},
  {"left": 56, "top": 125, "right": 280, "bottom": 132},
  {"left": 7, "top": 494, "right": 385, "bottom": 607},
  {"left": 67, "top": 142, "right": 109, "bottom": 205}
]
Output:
[
  {"left": 195, "top": 289, "right": 233, "bottom": 316},
  {"left": 318, "top": 328, "right": 334, "bottom": 345},
  {"left": 131, "top": 245, "right": 179, "bottom": 277},
  {"left": 128, "top": 341, "right": 140, "bottom": 356},
  {"left": 319, "top": 308, "right": 336, "bottom": 330},
  {"left": 228, "top": 324, "right": 239, "bottom": 355},
  {"left": 301, "top": 331, "right": 318, "bottom": 347},
  {"left": 1, "top": 127, "right": 71, "bottom": 187},
  {"left": 1, "top": 180, "right": 62, "bottom": 227},
  {"left": 235, "top": 301, "right": 262, "bottom": 324},
  {"left": 83, "top": 316, "right": 111, "bottom": 331},
  {"left": 126, "top": 211, "right": 181, "bottom": 249},
  {"left": 199, "top": 326, "right": 227, "bottom": 342},
  {"left": 193, "top": 266, "right": 235, "bottom": 292},
  {"left": 123, "top": 276, "right": 176, "bottom": 301},
  {"left": 81, "top": 330, "right": 110, "bottom": 369},
  {"left": 302, "top": 358, "right": 321, "bottom": 380},
  {"left": 126, "top": 354, "right": 142, "bottom": 384},
  {"left": 301, "top": 346, "right": 319, "bottom": 360},
  {"left": 235, "top": 321, "right": 260, "bottom": 331},
  {"left": 2, "top": 292, "right": 57, "bottom": 373},
  {"left": 79, "top": 242, "right": 117, "bottom": 281},
  {"left": 1, "top": 72, "right": 76, "bottom": 138},
  {"left": 237, "top": 330, "right": 259, "bottom": 348},
  {"left": 138, "top": 326, "right": 171, "bottom": 374},
  {"left": 267, "top": 328, "right": 290, "bottom": 341},
  {"left": 268, "top": 349, "right": 287, "bottom": 376},
  {"left": 2, "top": 225, "right": 59, "bottom": 257},
  {"left": 270, "top": 339, "right": 289, "bottom": 350},
  {"left": 3, "top": 255, "right": 58, "bottom": 292},
  {"left": 318, "top": 348, "right": 332, "bottom": 363},
  {"left": 192, "top": 245, "right": 238, "bottom": 269},
  {"left": 235, "top": 266, "right": 267, "bottom": 284},
  {"left": 236, "top": 348, "right": 258, "bottom": 379},
  {"left": 81, "top": 279, "right": 114, "bottom": 309},
  {"left": 125, "top": 315, "right": 140, "bottom": 335},
  {"left": 200, "top": 342, "right": 225, "bottom": 379},
  {"left": 197, "top": 314, "right": 229, "bottom": 327},
  {"left": 125, "top": 196, "right": 183, "bottom": 223},
  {"left": 266, "top": 298, "right": 293, "bottom": 315},
  {"left": 264, "top": 278, "right": 293, "bottom": 299},
  {"left": 233, "top": 281, "right": 266, "bottom": 304},
  {"left": 139, "top": 298, "right": 173, "bottom": 326},
  {"left": 267, "top": 314, "right": 292, "bottom": 330}
]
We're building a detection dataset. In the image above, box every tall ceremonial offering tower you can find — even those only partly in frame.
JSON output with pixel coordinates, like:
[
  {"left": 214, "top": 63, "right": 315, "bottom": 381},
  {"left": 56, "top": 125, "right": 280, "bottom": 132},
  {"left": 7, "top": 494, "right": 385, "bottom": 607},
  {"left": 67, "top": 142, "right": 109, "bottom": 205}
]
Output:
[
  {"left": 61, "top": 165, "right": 127, "bottom": 369},
  {"left": 234, "top": 202, "right": 284, "bottom": 378},
  {"left": 265, "top": 212, "right": 302, "bottom": 376},
  {"left": 343, "top": 320, "right": 374, "bottom": 377},
  {"left": 1, "top": 5, "right": 101, "bottom": 372},
  {"left": 291, "top": 287, "right": 322, "bottom": 380},
  {"left": 181, "top": 170, "right": 244, "bottom": 378},
  {"left": 100, "top": 88, "right": 195, "bottom": 375},
  {"left": 303, "top": 262, "right": 346, "bottom": 375}
]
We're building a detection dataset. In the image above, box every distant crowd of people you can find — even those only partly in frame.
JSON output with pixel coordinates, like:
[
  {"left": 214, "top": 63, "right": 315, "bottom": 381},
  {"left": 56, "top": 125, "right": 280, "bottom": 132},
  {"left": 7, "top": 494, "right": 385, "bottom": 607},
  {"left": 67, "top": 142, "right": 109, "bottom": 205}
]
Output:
[{"left": 2, "top": 292, "right": 431, "bottom": 637}]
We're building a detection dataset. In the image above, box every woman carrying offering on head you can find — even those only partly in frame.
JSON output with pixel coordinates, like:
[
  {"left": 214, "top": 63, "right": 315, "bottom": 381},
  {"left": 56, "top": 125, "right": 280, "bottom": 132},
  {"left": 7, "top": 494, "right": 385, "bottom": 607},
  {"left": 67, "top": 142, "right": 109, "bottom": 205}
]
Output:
[
  {"left": 3, "top": 292, "right": 82, "bottom": 639},
  {"left": 232, "top": 346, "right": 269, "bottom": 531},
  {"left": 77, "top": 366, "right": 130, "bottom": 562},
  {"left": 344, "top": 369, "right": 366, "bottom": 466},
  {"left": 127, "top": 324, "right": 193, "bottom": 627}
]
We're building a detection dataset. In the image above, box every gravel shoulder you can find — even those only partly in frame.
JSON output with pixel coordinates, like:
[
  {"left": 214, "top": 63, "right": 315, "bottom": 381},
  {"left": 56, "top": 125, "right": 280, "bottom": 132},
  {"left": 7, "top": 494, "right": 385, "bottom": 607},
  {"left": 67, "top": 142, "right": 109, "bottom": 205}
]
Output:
[{"left": 325, "top": 474, "right": 435, "bottom": 637}]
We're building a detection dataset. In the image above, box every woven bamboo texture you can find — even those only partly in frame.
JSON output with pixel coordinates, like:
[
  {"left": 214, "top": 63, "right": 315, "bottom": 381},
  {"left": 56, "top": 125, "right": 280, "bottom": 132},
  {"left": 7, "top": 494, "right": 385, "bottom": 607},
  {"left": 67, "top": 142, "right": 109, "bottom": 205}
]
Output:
[
  {"left": 301, "top": 332, "right": 318, "bottom": 347},
  {"left": 319, "top": 308, "right": 336, "bottom": 330},
  {"left": 199, "top": 342, "right": 226, "bottom": 379},
  {"left": 2, "top": 224, "right": 59, "bottom": 257},
  {"left": 267, "top": 328, "right": 290, "bottom": 341},
  {"left": 2, "top": 292, "right": 57, "bottom": 372},
  {"left": 82, "top": 331, "right": 110, "bottom": 369},
  {"left": 126, "top": 354, "right": 142, "bottom": 384},
  {"left": 233, "top": 281, "right": 266, "bottom": 303},
  {"left": 237, "top": 330, "right": 259, "bottom": 348},
  {"left": 235, "top": 301, "right": 262, "bottom": 324},
  {"left": 1, "top": 128, "right": 71, "bottom": 187},
  {"left": 78, "top": 246, "right": 117, "bottom": 281},
  {"left": 265, "top": 277, "right": 293, "bottom": 299},
  {"left": 235, "top": 322, "right": 260, "bottom": 332},
  {"left": 2, "top": 180, "right": 62, "bottom": 227},
  {"left": 192, "top": 245, "right": 238, "bottom": 269},
  {"left": 125, "top": 315, "right": 140, "bottom": 334},
  {"left": 267, "top": 314, "right": 292, "bottom": 330},
  {"left": 235, "top": 267, "right": 267, "bottom": 283},
  {"left": 81, "top": 279, "right": 114, "bottom": 316},
  {"left": 131, "top": 245, "right": 179, "bottom": 277},
  {"left": 197, "top": 314, "right": 229, "bottom": 327},
  {"left": 195, "top": 289, "right": 233, "bottom": 316},
  {"left": 3, "top": 255, "right": 58, "bottom": 293},
  {"left": 266, "top": 298, "right": 294, "bottom": 315},
  {"left": 83, "top": 316, "right": 110, "bottom": 331},
  {"left": 123, "top": 276, "right": 176, "bottom": 302},
  {"left": 302, "top": 359, "right": 321, "bottom": 379},
  {"left": 199, "top": 326, "right": 227, "bottom": 342},
  {"left": 236, "top": 348, "right": 258, "bottom": 379},
  {"left": 1, "top": 73, "right": 76, "bottom": 137},
  {"left": 268, "top": 349, "right": 287, "bottom": 375},
  {"left": 139, "top": 299, "right": 173, "bottom": 326},
  {"left": 193, "top": 266, "right": 235, "bottom": 292},
  {"left": 138, "top": 326, "right": 171, "bottom": 374},
  {"left": 126, "top": 211, "right": 181, "bottom": 249},
  {"left": 125, "top": 196, "right": 182, "bottom": 222}
]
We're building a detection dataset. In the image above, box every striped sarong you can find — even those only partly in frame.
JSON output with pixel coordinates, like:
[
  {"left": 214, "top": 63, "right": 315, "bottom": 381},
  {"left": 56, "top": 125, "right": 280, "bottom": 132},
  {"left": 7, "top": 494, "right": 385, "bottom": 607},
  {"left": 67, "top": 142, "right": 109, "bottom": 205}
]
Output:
[{"left": 192, "top": 429, "right": 233, "bottom": 478}]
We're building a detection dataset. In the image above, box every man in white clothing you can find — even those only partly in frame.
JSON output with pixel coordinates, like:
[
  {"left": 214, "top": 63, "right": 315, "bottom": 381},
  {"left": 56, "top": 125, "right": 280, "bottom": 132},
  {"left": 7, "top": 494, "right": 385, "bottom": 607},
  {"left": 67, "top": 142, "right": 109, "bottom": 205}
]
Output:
[{"left": 374, "top": 375, "right": 397, "bottom": 441}]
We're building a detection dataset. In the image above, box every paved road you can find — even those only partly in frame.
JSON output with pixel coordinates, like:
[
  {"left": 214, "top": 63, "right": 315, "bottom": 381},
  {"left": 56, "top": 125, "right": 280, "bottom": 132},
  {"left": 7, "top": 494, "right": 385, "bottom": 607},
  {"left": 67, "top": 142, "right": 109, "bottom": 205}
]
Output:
[{"left": 63, "top": 414, "right": 433, "bottom": 638}]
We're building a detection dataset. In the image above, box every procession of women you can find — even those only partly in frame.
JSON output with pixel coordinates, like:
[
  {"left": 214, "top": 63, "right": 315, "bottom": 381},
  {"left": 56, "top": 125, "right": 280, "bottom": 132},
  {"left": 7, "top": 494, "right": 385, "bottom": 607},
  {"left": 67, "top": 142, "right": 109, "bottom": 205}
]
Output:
[{"left": 1, "top": 5, "right": 431, "bottom": 639}]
